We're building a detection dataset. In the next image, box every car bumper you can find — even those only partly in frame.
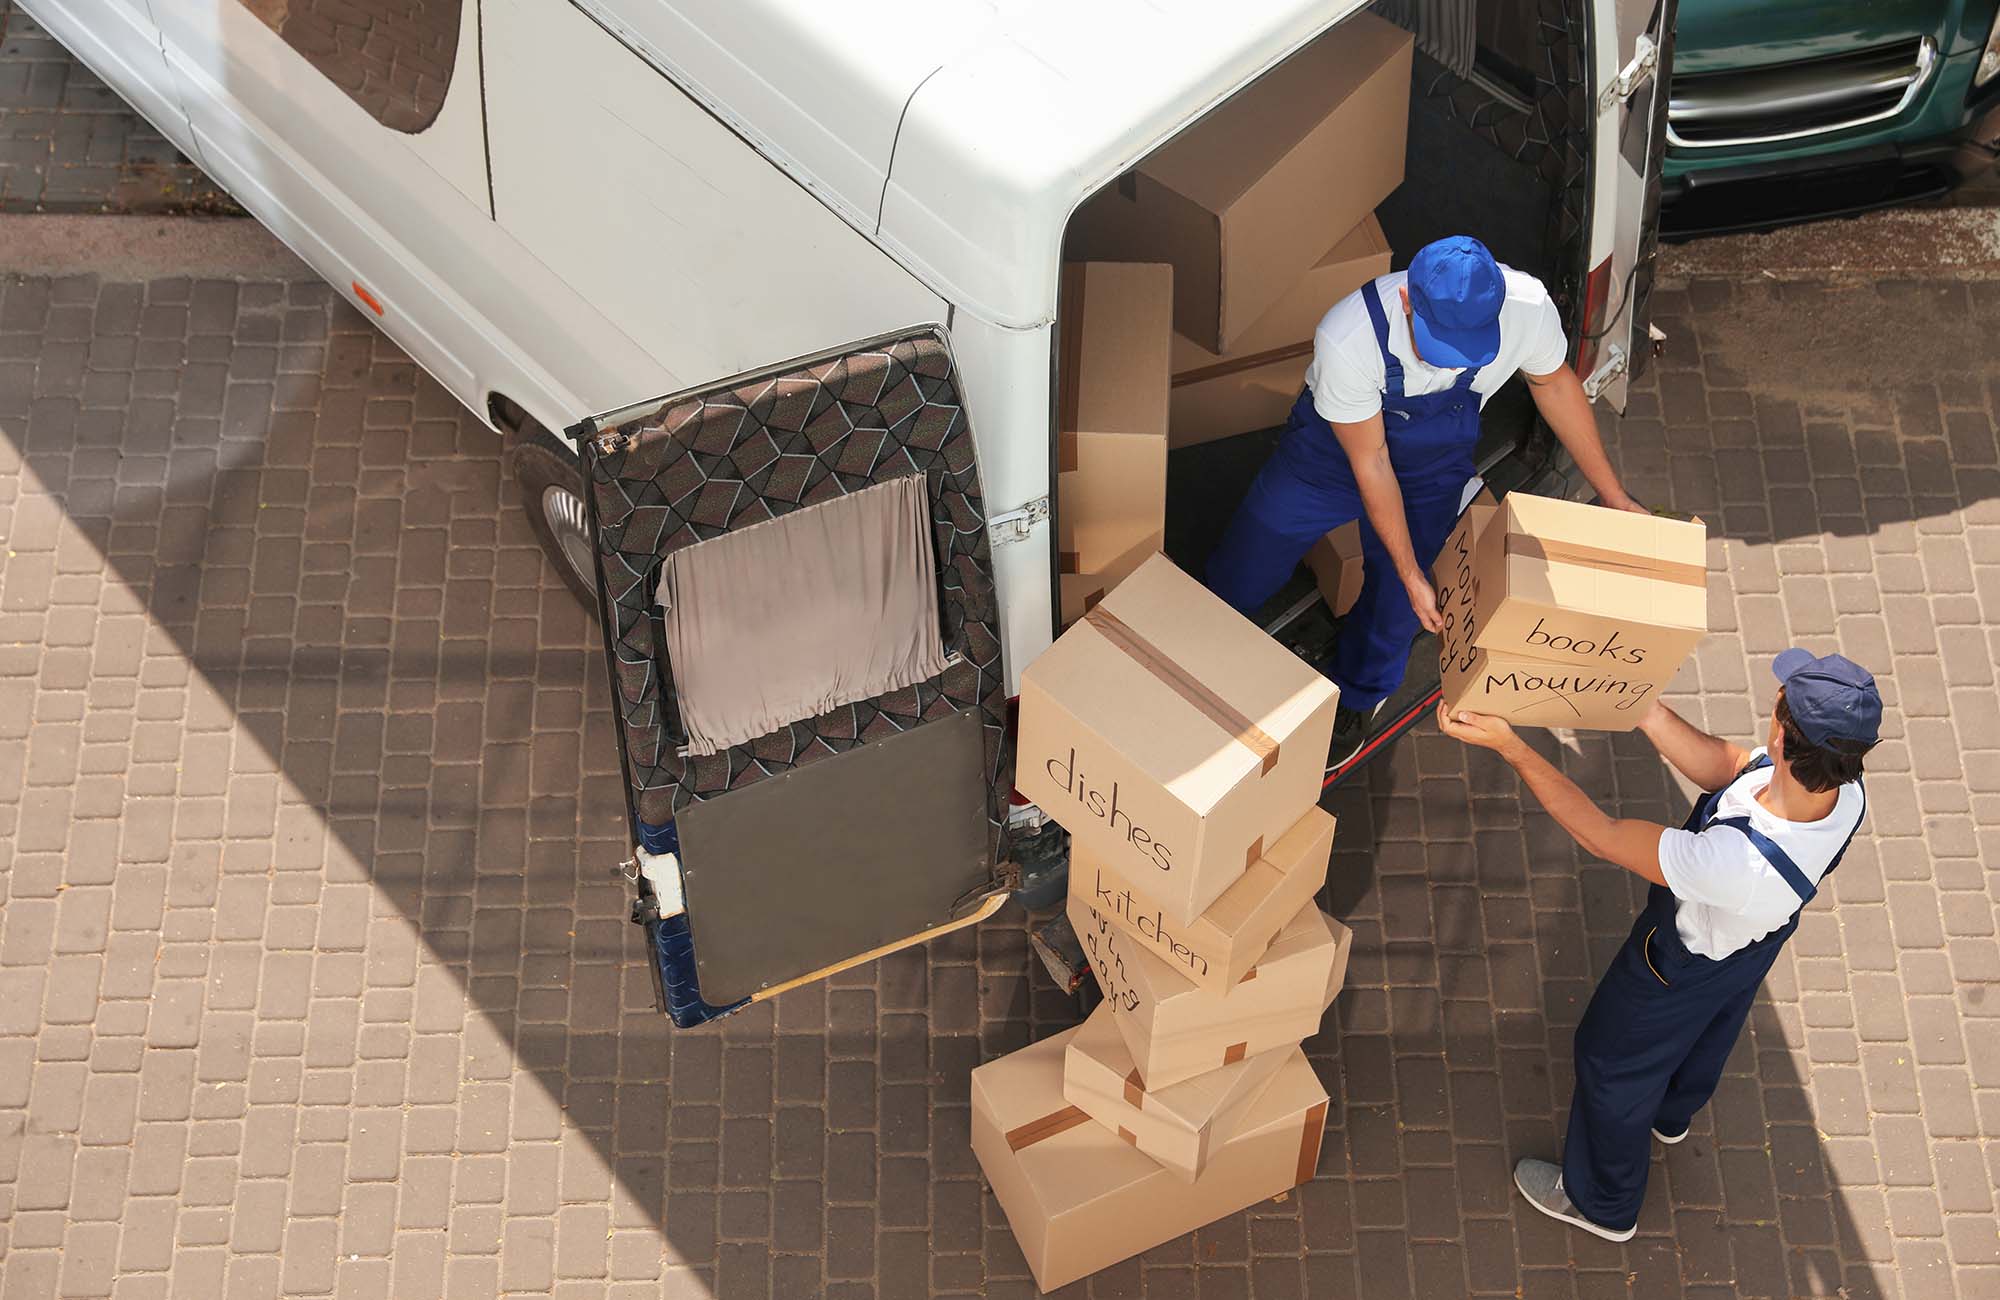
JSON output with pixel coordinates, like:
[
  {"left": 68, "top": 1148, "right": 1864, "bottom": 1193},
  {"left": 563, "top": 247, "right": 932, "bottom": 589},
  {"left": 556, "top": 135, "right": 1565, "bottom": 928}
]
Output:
[{"left": 1661, "top": 53, "right": 2000, "bottom": 238}]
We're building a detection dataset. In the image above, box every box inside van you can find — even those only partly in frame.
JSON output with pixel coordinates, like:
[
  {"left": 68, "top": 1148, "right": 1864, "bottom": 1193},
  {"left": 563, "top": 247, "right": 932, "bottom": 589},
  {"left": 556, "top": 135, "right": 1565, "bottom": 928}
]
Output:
[{"left": 1052, "top": 2, "right": 1642, "bottom": 723}]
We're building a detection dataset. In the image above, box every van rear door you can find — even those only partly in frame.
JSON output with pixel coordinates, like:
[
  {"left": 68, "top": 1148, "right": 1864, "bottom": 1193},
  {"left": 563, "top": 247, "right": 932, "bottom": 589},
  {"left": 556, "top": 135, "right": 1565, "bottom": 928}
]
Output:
[
  {"left": 568, "top": 328, "right": 1012, "bottom": 1025},
  {"left": 1577, "top": 0, "right": 1673, "bottom": 411}
]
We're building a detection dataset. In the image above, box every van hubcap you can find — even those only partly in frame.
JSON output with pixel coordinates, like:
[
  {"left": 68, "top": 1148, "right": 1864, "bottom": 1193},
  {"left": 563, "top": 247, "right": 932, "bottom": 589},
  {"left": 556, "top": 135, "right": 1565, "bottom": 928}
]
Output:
[{"left": 540, "top": 483, "right": 597, "bottom": 590}]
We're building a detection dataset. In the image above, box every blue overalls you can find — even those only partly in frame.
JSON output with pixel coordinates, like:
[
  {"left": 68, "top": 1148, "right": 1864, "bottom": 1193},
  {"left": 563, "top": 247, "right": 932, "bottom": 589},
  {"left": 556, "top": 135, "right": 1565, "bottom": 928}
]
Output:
[
  {"left": 1204, "top": 280, "right": 1481, "bottom": 710},
  {"left": 1562, "top": 756, "right": 1866, "bottom": 1229}
]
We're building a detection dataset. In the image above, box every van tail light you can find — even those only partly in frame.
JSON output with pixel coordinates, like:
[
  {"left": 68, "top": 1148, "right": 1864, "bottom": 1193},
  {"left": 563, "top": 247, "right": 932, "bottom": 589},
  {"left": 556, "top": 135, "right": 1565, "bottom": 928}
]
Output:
[{"left": 1573, "top": 255, "right": 1613, "bottom": 385}]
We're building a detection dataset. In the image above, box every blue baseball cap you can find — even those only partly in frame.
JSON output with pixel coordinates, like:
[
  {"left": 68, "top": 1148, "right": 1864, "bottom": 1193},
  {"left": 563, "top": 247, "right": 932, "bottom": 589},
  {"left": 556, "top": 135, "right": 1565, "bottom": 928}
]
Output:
[
  {"left": 1774, "top": 649, "right": 1882, "bottom": 749},
  {"left": 1406, "top": 236, "right": 1506, "bottom": 370}
]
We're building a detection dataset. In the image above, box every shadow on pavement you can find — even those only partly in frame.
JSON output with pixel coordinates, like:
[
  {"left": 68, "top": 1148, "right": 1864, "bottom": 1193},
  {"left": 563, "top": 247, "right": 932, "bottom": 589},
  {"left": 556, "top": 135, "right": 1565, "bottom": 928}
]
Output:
[{"left": 4, "top": 261, "right": 1981, "bottom": 1295}]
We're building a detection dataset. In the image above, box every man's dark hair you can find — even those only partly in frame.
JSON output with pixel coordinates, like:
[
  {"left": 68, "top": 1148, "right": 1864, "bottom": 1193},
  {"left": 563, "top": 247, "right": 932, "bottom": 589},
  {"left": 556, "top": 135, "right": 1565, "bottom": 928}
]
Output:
[{"left": 1775, "top": 694, "right": 1871, "bottom": 793}]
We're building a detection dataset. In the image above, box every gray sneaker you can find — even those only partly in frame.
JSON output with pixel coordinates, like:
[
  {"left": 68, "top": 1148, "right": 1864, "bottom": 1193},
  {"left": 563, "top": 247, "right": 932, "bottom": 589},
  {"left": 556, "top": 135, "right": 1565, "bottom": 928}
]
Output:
[{"left": 1512, "top": 1158, "right": 1637, "bottom": 1243}]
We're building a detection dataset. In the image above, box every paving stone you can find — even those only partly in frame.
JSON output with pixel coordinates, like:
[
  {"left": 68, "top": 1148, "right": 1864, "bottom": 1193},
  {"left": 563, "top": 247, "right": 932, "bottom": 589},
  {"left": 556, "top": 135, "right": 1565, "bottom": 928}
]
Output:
[{"left": 4, "top": 157, "right": 2000, "bottom": 1300}]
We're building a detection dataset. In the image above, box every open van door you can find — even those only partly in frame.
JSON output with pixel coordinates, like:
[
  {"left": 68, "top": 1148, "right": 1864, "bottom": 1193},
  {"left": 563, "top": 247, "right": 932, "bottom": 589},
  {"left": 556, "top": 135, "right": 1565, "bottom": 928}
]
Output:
[
  {"left": 567, "top": 329, "right": 1013, "bottom": 1026},
  {"left": 1576, "top": 0, "right": 1673, "bottom": 411}
]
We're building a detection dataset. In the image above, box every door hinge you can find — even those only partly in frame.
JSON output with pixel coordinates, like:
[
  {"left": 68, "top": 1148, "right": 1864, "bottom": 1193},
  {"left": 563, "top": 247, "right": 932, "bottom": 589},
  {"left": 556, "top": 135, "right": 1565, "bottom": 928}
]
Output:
[
  {"left": 1582, "top": 345, "right": 1629, "bottom": 400},
  {"left": 1599, "top": 33, "right": 1658, "bottom": 112},
  {"left": 986, "top": 496, "right": 1050, "bottom": 547}
]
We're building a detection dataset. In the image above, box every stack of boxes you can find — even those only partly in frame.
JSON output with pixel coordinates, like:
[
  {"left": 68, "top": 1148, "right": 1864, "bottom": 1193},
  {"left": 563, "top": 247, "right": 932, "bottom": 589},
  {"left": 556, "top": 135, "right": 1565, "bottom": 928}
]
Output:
[
  {"left": 1432, "top": 489, "right": 1710, "bottom": 731},
  {"left": 1056, "top": 9, "right": 1412, "bottom": 630},
  {"left": 973, "top": 555, "right": 1349, "bottom": 1292}
]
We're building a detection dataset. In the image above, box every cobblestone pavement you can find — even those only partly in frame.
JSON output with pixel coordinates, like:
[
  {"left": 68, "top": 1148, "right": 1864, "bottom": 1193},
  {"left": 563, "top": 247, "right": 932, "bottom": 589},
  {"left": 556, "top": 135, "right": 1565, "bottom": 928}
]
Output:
[
  {"left": 1, "top": 258, "right": 1998, "bottom": 1300},
  {"left": 0, "top": 1, "right": 240, "bottom": 215}
]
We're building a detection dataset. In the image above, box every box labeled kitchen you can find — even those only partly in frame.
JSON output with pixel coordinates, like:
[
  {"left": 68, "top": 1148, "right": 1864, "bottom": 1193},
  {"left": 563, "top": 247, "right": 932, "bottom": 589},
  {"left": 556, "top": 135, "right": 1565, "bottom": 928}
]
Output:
[
  {"left": 1018, "top": 554, "right": 1339, "bottom": 924},
  {"left": 972, "top": 1027, "right": 1328, "bottom": 1294},
  {"left": 1061, "top": 1002, "right": 1287, "bottom": 1182},
  {"left": 1068, "top": 896, "right": 1350, "bottom": 1089},
  {"left": 1073, "top": 806, "right": 1335, "bottom": 995},
  {"left": 1064, "top": 14, "right": 1411, "bottom": 352}
]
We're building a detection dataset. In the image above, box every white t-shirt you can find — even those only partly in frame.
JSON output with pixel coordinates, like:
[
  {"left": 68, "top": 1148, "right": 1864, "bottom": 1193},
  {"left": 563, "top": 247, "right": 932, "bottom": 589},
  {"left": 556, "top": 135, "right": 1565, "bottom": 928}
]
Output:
[
  {"left": 1657, "top": 750, "right": 1865, "bottom": 960},
  {"left": 1302, "top": 269, "right": 1570, "bottom": 425}
]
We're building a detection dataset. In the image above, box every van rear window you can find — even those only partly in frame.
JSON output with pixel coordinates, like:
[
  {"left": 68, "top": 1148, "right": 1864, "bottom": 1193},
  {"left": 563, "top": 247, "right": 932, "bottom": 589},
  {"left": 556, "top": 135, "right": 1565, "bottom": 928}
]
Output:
[{"left": 236, "top": 0, "right": 461, "bottom": 134}]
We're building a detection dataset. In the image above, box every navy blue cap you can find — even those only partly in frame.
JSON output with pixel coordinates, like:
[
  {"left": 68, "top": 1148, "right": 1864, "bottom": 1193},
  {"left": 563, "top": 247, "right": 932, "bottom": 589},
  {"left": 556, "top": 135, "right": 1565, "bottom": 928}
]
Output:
[
  {"left": 1774, "top": 649, "right": 1882, "bottom": 749},
  {"left": 1407, "top": 236, "right": 1505, "bottom": 370}
]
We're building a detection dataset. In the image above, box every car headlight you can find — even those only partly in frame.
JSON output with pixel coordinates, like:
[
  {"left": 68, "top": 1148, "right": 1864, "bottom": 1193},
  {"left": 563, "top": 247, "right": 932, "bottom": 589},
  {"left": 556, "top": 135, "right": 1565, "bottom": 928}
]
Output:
[{"left": 1981, "top": 6, "right": 2000, "bottom": 86}]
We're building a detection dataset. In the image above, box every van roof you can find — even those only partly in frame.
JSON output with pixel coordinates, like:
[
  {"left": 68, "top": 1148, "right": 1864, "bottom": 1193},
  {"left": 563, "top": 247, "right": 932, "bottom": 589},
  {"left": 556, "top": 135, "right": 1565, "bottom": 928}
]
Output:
[{"left": 619, "top": 0, "right": 1369, "bottom": 330}]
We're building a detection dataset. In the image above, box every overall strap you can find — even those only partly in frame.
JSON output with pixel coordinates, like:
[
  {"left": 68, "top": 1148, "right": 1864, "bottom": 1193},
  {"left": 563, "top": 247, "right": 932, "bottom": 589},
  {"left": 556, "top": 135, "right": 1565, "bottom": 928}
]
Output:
[
  {"left": 1683, "top": 753, "right": 1774, "bottom": 834},
  {"left": 1815, "top": 782, "right": 1867, "bottom": 881},
  {"left": 1710, "top": 815, "right": 1817, "bottom": 904},
  {"left": 1360, "top": 280, "right": 1404, "bottom": 398},
  {"left": 1450, "top": 363, "right": 1479, "bottom": 392}
]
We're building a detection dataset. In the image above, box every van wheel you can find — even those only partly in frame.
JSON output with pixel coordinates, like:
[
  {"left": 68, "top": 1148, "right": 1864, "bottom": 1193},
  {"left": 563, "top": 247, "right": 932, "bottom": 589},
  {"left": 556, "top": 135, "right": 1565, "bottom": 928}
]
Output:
[{"left": 506, "top": 423, "right": 599, "bottom": 609}]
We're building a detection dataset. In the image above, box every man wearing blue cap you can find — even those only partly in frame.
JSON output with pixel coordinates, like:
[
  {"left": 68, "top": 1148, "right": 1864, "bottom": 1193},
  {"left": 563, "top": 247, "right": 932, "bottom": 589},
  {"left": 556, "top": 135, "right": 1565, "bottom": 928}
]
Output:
[
  {"left": 1205, "top": 235, "right": 1647, "bottom": 766},
  {"left": 1438, "top": 650, "right": 1880, "bottom": 1241}
]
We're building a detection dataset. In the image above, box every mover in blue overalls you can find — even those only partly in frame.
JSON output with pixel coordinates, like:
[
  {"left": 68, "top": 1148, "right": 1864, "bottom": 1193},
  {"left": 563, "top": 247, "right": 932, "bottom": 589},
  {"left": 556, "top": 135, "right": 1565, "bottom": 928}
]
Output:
[
  {"left": 1438, "top": 650, "right": 1881, "bottom": 1240},
  {"left": 1205, "top": 236, "right": 1647, "bottom": 767}
]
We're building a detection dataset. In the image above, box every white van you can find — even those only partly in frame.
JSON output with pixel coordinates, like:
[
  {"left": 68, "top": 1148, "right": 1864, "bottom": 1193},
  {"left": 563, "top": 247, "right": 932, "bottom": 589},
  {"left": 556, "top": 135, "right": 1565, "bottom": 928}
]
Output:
[{"left": 32, "top": 0, "right": 1671, "bottom": 1023}]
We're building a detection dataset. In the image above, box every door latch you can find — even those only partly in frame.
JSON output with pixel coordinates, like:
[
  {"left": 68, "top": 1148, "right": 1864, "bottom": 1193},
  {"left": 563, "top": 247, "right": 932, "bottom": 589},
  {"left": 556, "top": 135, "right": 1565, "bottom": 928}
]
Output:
[
  {"left": 1599, "top": 33, "right": 1658, "bottom": 112},
  {"left": 986, "top": 496, "right": 1050, "bottom": 547},
  {"left": 1581, "top": 345, "right": 1629, "bottom": 400}
]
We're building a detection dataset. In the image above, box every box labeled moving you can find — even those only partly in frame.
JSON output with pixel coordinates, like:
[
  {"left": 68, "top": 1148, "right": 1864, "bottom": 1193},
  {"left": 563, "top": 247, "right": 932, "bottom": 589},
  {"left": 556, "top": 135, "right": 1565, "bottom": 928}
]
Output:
[
  {"left": 1018, "top": 554, "right": 1339, "bottom": 924},
  {"left": 1065, "top": 14, "right": 1411, "bottom": 352},
  {"left": 972, "top": 1027, "right": 1328, "bottom": 1294},
  {"left": 1073, "top": 806, "right": 1335, "bottom": 995},
  {"left": 1061, "top": 1002, "right": 1287, "bottom": 1182},
  {"left": 1068, "top": 897, "right": 1350, "bottom": 1089}
]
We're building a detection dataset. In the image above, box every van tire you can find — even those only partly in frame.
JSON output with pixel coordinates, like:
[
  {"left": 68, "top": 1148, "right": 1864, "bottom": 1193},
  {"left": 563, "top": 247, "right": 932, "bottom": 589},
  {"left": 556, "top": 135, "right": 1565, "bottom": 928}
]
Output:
[{"left": 505, "top": 421, "right": 600, "bottom": 609}]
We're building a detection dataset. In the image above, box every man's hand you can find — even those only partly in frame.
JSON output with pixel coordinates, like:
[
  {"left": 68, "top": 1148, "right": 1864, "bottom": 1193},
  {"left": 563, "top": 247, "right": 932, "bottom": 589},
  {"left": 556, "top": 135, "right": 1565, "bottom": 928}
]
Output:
[
  {"left": 1600, "top": 491, "right": 1651, "bottom": 515},
  {"left": 1402, "top": 571, "right": 1445, "bottom": 634},
  {"left": 1436, "top": 702, "right": 1520, "bottom": 754}
]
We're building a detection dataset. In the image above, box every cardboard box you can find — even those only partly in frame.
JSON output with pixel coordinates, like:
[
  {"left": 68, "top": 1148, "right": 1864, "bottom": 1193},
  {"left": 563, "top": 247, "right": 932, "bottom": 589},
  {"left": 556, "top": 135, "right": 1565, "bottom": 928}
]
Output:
[
  {"left": 972, "top": 1028, "right": 1328, "bottom": 1294},
  {"left": 1433, "top": 491, "right": 1694, "bottom": 731},
  {"left": 1066, "top": 15, "right": 1411, "bottom": 351},
  {"left": 1073, "top": 806, "right": 1335, "bottom": 995},
  {"left": 1469, "top": 492, "right": 1708, "bottom": 672},
  {"left": 1165, "top": 216, "right": 1393, "bottom": 449},
  {"left": 1304, "top": 520, "right": 1365, "bottom": 617},
  {"left": 1062, "top": 1002, "right": 1287, "bottom": 1182},
  {"left": 1057, "top": 263, "right": 1172, "bottom": 577},
  {"left": 1069, "top": 898, "right": 1350, "bottom": 1089},
  {"left": 1166, "top": 342, "right": 1309, "bottom": 450},
  {"left": 1060, "top": 529, "right": 1163, "bottom": 628},
  {"left": 1018, "top": 554, "right": 1340, "bottom": 924}
]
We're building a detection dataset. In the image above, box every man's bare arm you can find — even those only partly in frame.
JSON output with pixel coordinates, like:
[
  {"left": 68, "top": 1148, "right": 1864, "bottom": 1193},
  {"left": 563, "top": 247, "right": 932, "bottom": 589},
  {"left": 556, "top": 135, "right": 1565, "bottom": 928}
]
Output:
[
  {"left": 1438, "top": 706, "right": 1669, "bottom": 883},
  {"left": 1523, "top": 366, "right": 1646, "bottom": 513},
  {"left": 1329, "top": 413, "right": 1443, "bottom": 632},
  {"left": 1636, "top": 701, "right": 1751, "bottom": 793}
]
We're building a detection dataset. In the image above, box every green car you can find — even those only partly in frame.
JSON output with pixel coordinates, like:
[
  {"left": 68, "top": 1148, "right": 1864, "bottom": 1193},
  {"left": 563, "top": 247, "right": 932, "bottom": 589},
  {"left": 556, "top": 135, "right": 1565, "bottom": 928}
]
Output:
[{"left": 1663, "top": 0, "right": 2000, "bottom": 234}]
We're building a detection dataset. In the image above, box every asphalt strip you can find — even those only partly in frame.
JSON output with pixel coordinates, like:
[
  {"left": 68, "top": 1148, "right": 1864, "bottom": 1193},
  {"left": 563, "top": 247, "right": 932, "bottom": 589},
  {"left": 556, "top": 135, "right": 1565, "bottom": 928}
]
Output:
[
  {"left": 0, "top": 213, "right": 313, "bottom": 280},
  {"left": 7, "top": 204, "right": 2000, "bottom": 285}
]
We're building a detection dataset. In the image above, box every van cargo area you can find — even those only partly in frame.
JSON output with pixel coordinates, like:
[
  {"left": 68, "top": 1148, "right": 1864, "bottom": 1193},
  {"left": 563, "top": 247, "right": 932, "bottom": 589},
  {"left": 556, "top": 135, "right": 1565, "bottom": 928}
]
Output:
[{"left": 1055, "top": 4, "right": 1595, "bottom": 715}]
